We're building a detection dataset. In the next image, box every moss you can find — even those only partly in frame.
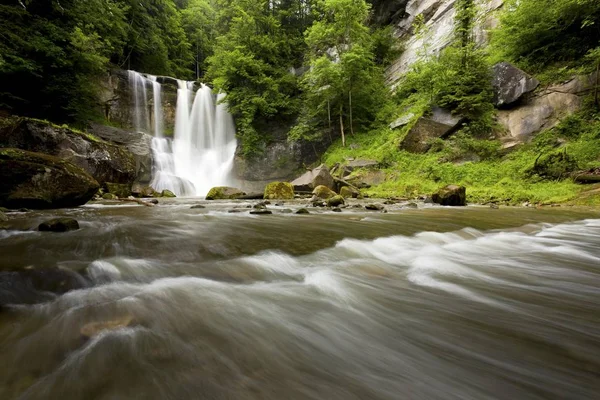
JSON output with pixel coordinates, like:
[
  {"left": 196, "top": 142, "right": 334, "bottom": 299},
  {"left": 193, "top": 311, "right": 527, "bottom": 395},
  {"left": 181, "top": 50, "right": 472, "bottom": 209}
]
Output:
[
  {"left": 264, "top": 182, "right": 294, "bottom": 200},
  {"left": 160, "top": 189, "right": 176, "bottom": 198},
  {"left": 312, "top": 185, "right": 336, "bottom": 199},
  {"left": 205, "top": 186, "right": 245, "bottom": 200}
]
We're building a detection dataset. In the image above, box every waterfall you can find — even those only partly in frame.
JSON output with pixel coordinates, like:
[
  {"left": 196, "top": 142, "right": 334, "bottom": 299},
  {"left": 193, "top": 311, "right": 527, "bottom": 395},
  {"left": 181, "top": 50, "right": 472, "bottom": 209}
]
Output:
[{"left": 129, "top": 71, "right": 237, "bottom": 197}]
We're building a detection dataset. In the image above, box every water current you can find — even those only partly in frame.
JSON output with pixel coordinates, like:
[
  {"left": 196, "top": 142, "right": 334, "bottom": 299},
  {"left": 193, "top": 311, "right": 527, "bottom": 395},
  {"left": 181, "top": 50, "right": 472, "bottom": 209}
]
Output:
[{"left": 1, "top": 202, "right": 599, "bottom": 399}]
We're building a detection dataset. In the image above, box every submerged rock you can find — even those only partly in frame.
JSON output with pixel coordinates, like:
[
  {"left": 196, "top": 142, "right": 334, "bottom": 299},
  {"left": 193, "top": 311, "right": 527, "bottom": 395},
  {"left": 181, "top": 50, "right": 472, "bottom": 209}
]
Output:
[
  {"left": 0, "top": 267, "right": 88, "bottom": 308},
  {"left": 0, "top": 148, "right": 99, "bottom": 209},
  {"left": 80, "top": 315, "right": 134, "bottom": 339},
  {"left": 332, "top": 207, "right": 342, "bottom": 212},
  {"left": 432, "top": 185, "right": 467, "bottom": 206},
  {"left": 295, "top": 208, "right": 310, "bottom": 214},
  {"left": 190, "top": 205, "right": 206, "bottom": 209},
  {"left": 205, "top": 186, "right": 246, "bottom": 200},
  {"left": 250, "top": 209, "right": 273, "bottom": 215},
  {"left": 263, "top": 182, "right": 295, "bottom": 200},
  {"left": 366, "top": 204, "right": 385, "bottom": 211},
  {"left": 38, "top": 218, "right": 80, "bottom": 232}
]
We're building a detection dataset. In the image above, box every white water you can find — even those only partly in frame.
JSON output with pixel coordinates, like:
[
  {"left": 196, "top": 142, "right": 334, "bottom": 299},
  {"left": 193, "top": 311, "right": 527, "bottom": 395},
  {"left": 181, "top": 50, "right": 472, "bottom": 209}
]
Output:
[{"left": 128, "top": 71, "right": 237, "bottom": 197}]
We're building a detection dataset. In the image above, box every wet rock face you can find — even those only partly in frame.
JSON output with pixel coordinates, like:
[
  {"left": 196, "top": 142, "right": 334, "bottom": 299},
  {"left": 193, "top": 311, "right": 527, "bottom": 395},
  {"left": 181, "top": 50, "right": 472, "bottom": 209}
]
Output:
[
  {"left": 432, "top": 184, "right": 466, "bottom": 206},
  {"left": 492, "top": 62, "right": 540, "bottom": 107},
  {"left": 0, "top": 117, "right": 136, "bottom": 185},
  {"left": 0, "top": 148, "right": 100, "bottom": 209}
]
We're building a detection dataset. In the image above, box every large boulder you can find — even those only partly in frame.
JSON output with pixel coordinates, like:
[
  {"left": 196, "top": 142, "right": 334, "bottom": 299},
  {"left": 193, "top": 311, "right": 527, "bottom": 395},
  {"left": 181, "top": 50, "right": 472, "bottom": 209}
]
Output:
[
  {"left": 492, "top": 62, "right": 539, "bottom": 107},
  {"left": 312, "top": 185, "right": 337, "bottom": 200},
  {"left": 432, "top": 185, "right": 467, "bottom": 206},
  {"left": 263, "top": 182, "right": 295, "bottom": 200},
  {"left": 0, "top": 117, "right": 136, "bottom": 185},
  {"left": 103, "top": 182, "right": 131, "bottom": 198},
  {"left": 205, "top": 186, "right": 246, "bottom": 200},
  {"left": 0, "top": 148, "right": 100, "bottom": 209},
  {"left": 399, "top": 107, "right": 463, "bottom": 153},
  {"left": 291, "top": 164, "right": 336, "bottom": 192}
]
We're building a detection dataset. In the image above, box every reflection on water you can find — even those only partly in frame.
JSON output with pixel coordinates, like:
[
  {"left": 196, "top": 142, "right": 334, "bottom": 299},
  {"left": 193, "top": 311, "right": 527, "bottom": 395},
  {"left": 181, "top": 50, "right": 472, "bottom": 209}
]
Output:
[{"left": 1, "top": 202, "right": 599, "bottom": 399}]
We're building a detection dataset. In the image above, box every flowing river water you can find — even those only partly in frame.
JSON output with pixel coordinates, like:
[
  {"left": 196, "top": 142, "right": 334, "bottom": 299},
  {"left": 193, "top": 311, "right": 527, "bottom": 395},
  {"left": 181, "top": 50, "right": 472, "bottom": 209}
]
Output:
[{"left": 1, "top": 201, "right": 599, "bottom": 399}]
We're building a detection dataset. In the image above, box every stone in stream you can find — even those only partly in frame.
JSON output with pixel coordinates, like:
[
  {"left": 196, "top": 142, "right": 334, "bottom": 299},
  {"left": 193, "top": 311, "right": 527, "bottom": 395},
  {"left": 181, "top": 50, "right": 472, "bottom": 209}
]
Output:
[
  {"left": 326, "top": 195, "right": 345, "bottom": 207},
  {"left": 190, "top": 205, "right": 206, "bottom": 209},
  {"left": 159, "top": 189, "right": 176, "bottom": 198},
  {"left": 0, "top": 148, "right": 99, "bottom": 209},
  {"left": 38, "top": 218, "right": 80, "bottom": 232},
  {"left": 432, "top": 185, "right": 467, "bottom": 206},
  {"left": 340, "top": 185, "right": 361, "bottom": 199},
  {"left": 295, "top": 208, "right": 310, "bottom": 214},
  {"left": 80, "top": 315, "right": 135, "bottom": 339},
  {"left": 205, "top": 186, "right": 246, "bottom": 200},
  {"left": 365, "top": 204, "right": 385, "bottom": 211},
  {"left": 280, "top": 209, "right": 293, "bottom": 214},
  {"left": 312, "top": 185, "right": 337, "bottom": 200},
  {"left": 149, "top": 199, "right": 159, "bottom": 205},
  {"left": 263, "top": 182, "right": 295, "bottom": 200},
  {"left": 0, "top": 267, "right": 88, "bottom": 308},
  {"left": 332, "top": 207, "right": 342, "bottom": 213},
  {"left": 0, "top": 211, "right": 6, "bottom": 222},
  {"left": 250, "top": 210, "right": 273, "bottom": 215},
  {"left": 403, "top": 202, "right": 419, "bottom": 209},
  {"left": 103, "top": 182, "right": 131, "bottom": 198}
]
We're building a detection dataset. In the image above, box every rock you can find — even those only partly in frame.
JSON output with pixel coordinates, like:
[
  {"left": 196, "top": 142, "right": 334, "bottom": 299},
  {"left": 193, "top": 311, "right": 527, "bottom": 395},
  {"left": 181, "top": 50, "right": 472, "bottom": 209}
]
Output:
[
  {"left": 237, "top": 193, "right": 265, "bottom": 200},
  {"left": 0, "top": 267, "right": 88, "bottom": 308},
  {"left": 254, "top": 203, "right": 268, "bottom": 210},
  {"left": 190, "top": 205, "right": 206, "bottom": 209},
  {"left": 228, "top": 209, "right": 242, "bottom": 213},
  {"left": 432, "top": 185, "right": 467, "bottom": 206},
  {"left": 492, "top": 62, "right": 539, "bottom": 107},
  {"left": 250, "top": 210, "right": 273, "bottom": 215},
  {"left": 340, "top": 185, "right": 361, "bottom": 199},
  {"left": 0, "top": 148, "right": 100, "bottom": 209},
  {"left": 291, "top": 164, "right": 336, "bottom": 192},
  {"left": 295, "top": 208, "right": 310, "bottom": 214},
  {"left": 403, "top": 202, "right": 419, "bottom": 209},
  {"left": 102, "top": 193, "right": 118, "bottom": 200},
  {"left": 205, "top": 186, "right": 246, "bottom": 200},
  {"left": 0, "top": 211, "right": 6, "bottom": 222},
  {"left": 312, "top": 185, "right": 337, "bottom": 200},
  {"left": 327, "top": 195, "right": 345, "bottom": 207},
  {"left": 332, "top": 207, "right": 342, "bottom": 213},
  {"left": 80, "top": 315, "right": 134, "bottom": 339},
  {"left": 38, "top": 218, "right": 80, "bottom": 232},
  {"left": 490, "top": 203, "right": 500, "bottom": 209},
  {"left": 366, "top": 204, "right": 385, "bottom": 211},
  {"left": 149, "top": 199, "right": 159, "bottom": 205},
  {"left": 346, "top": 170, "right": 386, "bottom": 188},
  {"left": 160, "top": 189, "right": 176, "bottom": 198},
  {"left": 346, "top": 159, "right": 379, "bottom": 169},
  {"left": 399, "top": 107, "right": 464, "bottom": 153},
  {"left": 312, "top": 200, "right": 327, "bottom": 207},
  {"left": 389, "top": 113, "right": 416, "bottom": 129},
  {"left": 103, "top": 182, "right": 131, "bottom": 198},
  {"left": 281, "top": 209, "right": 293, "bottom": 214},
  {"left": 263, "top": 182, "right": 295, "bottom": 200},
  {"left": 133, "top": 185, "right": 156, "bottom": 198},
  {"left": 0, "top": 117, "right": 136, "bottom": 185}
]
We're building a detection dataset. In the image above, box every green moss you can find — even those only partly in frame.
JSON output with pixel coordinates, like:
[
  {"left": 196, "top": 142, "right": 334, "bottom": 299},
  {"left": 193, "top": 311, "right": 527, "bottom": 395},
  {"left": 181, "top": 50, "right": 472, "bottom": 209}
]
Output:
[{"left": 264, "top": 182, "right": 294, "bottom": 200}]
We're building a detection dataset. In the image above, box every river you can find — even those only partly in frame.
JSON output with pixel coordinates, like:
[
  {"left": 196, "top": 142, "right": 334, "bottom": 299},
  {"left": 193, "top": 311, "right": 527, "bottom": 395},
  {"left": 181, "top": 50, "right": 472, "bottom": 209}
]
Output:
[{"left": 1, "top": 200, "right": 599, "bottom": 399}]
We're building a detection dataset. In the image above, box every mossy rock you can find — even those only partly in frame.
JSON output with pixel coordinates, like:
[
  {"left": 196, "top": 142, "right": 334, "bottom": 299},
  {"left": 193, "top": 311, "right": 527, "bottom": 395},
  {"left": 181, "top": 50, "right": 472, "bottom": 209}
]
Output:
[
  {"left": 312, "top": 185, "right": 337, "bottom": 200},
  {"left": 0, "top": 211, "right": 7, "bottom": 222},
  {"left": 0, "top": 148, "right": 100, "bottom": 209},
  {"left": 160, "top": 189, "right": 176, "bottom": 198},
  {"left": 264, "top": 182, "right": 295, "bottom": 200},
  {"left": 432, "top": 185, "right": 466, "bottom": 206},
  {"left": 102, "top": 193, "right": 118, "bottom": 200},
  {"left": 103, "top": 182, "right": 131, "bottom": 198},
  {"left": 327, "top": 195, "right": 345, "bottom": 207},
  {"left": 205, "top": 186, "right": 246, "bottom": 200},
  {"left": 340, "top": 186, "right": 361, "bottom": 199}
]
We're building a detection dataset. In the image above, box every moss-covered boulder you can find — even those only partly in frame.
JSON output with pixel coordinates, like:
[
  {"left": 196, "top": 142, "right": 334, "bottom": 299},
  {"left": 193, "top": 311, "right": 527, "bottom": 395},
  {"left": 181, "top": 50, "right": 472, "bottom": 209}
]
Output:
[
  {"left": 103, "top": 182, "right": 131, "bottom": 198},
  {"left": 432, "top": 185, "right": 467, "bottom": 206},
  {"left": 0, "top": 148, "right": 100, "bottom": 209},
  {"left": 160, "top": 189, "right": 176, "bottom": 198},
  {"left": 205, "top": 186, "right": 246, "bottom": 200},
  {"left": 0, "top": 211, "right": 7, "bottom": 222},
  {"left": 0, "top": 117, "right": 136, "bottom": 185},
  {"left": 340, "top": 185, "right": 361, "bottom": 199},
  {"left": 264, "top": 182, "right": 295, "bottom": 200},
  {"left": 312, "top": 185, "right": 337, "bottom": 200},
  {"left": 327, "top": 195, "right": 345, "bottom": 207},
  {"left": 102, "top": 193, "right": 118, "bottom": 200}
]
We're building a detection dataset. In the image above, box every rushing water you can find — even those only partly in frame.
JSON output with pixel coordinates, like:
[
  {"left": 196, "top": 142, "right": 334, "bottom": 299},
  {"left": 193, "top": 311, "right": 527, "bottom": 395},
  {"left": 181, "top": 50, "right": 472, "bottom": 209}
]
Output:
[{"left": 1, "top": 203, "right": 599, "bottom": 400}]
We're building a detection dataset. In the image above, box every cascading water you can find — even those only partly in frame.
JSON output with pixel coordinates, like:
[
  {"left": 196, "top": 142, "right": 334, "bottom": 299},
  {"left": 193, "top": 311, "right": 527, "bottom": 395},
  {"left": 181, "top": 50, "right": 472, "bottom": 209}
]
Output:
[{"left": 128, "top": 71, "right": 237, "bottom": 197}]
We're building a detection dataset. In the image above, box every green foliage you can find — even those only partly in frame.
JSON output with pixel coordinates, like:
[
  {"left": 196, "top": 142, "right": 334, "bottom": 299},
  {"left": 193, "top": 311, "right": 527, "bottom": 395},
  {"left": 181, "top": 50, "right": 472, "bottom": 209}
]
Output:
[
  {"left": 489, "top": 0, "right": 600, "bottom": 77},
  {"left": 292, "top": 0, "right": 392, "bottom": 145},
  {"left": 181, "top": 0, "right": 217, "bottom": 79}
]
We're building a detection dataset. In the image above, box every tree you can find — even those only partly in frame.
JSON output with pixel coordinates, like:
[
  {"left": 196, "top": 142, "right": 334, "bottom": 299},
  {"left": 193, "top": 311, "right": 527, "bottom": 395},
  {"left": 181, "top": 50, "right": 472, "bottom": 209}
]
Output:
[
  {"left": 291, "top": 0, "right": 389, "bottom": 146},
  {"left": 181, "top": 0, "right": 217, "bottom": 79}
]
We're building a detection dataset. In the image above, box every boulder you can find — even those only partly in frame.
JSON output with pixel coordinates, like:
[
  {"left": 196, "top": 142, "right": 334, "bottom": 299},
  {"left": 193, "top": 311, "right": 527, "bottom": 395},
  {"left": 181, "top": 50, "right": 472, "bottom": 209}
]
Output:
[
  {"left": 38, "top": 218, "right": 80, "bottom": 232},
  {"left": 103, "top": 182, "right": 131, "bottom": 198},
  {"left": 0, "top": 148, "right": 100, "bottom": 209},
  {"left": 492, "top": 62, "right": 539, "bottom": 107},
  {"left": 263, "top": 182, "right": 295, "bottom": 200},
  {"left": 295, "top": 208, "right": 310, "bottom": 214},
  {"left": 291, "top": 164, "right": 336, "bottom": 192},
  {"left": 366, "top": 204, "right": 385, "bottom": 211},
  {"left": 312, "top": 185, "right": 337, "bottom": 200},
  {"left": 432, "top": 185, "right": 466, "bottom": 206},
  {"left": 0, "top": 211, "right": 6, "bottom": 222},
  {"left": 102, "top": 193, "right": 118, "bottom": 200},
  {"left": 160, "top": 189, "right": 176, "bottom": 198},
  {"left": 0, "top": 267, "right": 88, "bottom": 308},
  {"left": 190, "top": 205, "right": 206, "bottom": 209},
  {"left": 250, "top": 210, "right": 273, "bottom": 215},
  {"left": 327, "top": 195, "right": 345, "bottom": 207},
  {"left": 205, "top": 186, "right": 246, "bottom": 200},
  {"left": 0, "top": 117, "right": 136, "bottom": 185},
  {"left": 399, "top": 107, "right": 464, "bottom": 153},
  {"left": 340, "top": 185, "right": 361, "bottom": 199}
]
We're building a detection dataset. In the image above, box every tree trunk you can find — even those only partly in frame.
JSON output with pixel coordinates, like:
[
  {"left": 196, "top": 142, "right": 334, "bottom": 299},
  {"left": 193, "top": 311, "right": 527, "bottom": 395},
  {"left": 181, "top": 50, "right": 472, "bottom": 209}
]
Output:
[
  {"left": 339, "top": 104, "right": 346, "bottom": 147},
  {"left": 327, "top": 100, "right": 333, "bottom": 144}
]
